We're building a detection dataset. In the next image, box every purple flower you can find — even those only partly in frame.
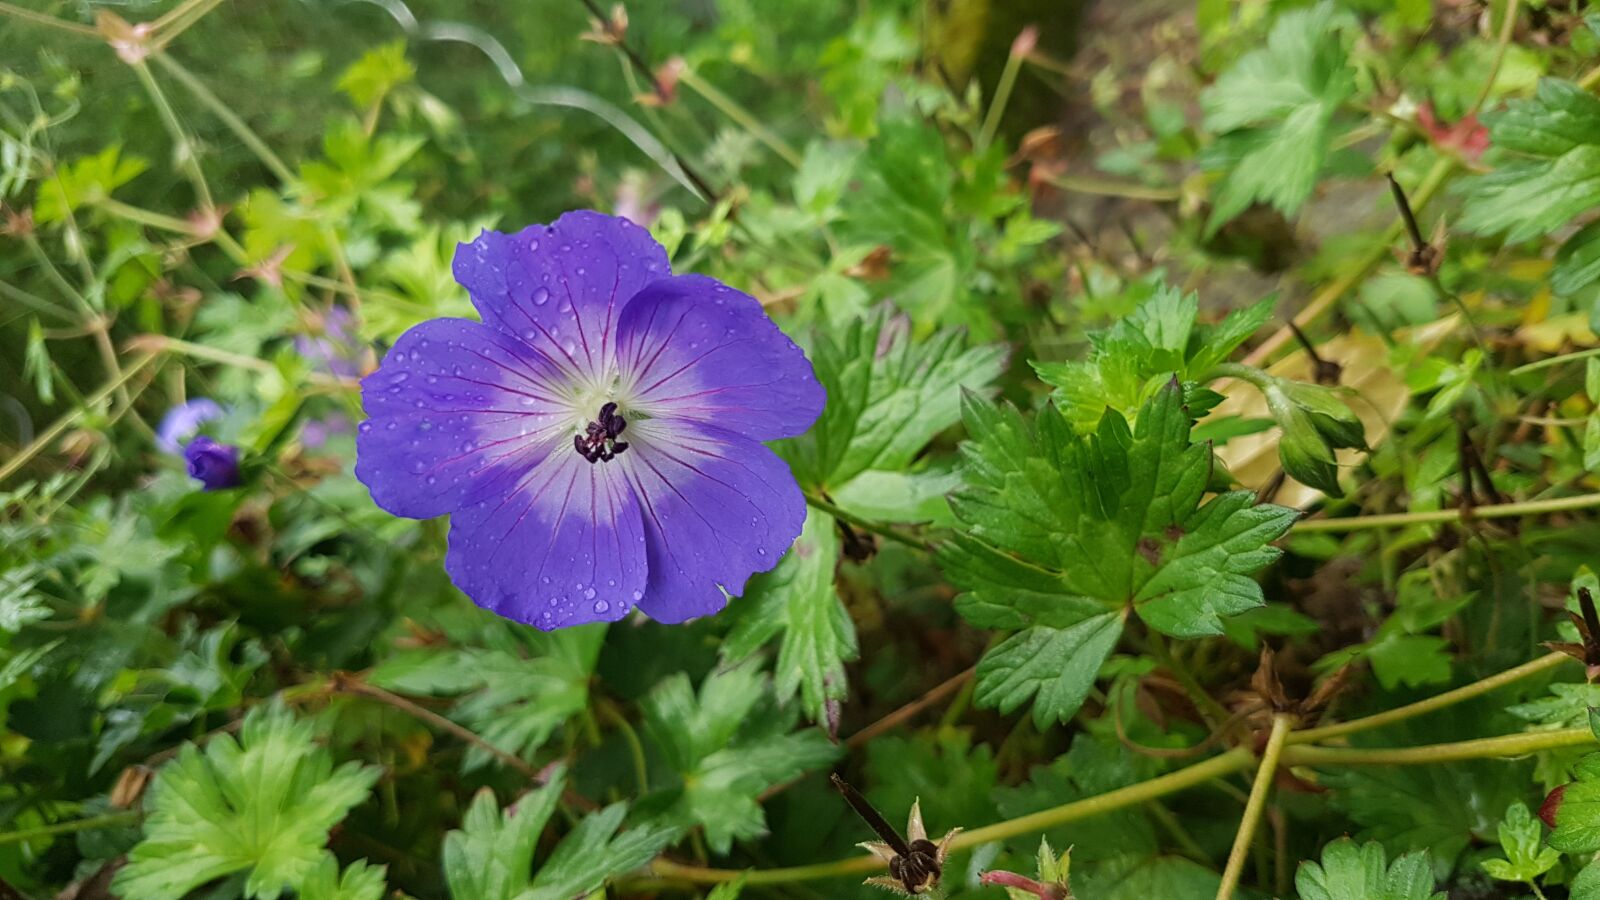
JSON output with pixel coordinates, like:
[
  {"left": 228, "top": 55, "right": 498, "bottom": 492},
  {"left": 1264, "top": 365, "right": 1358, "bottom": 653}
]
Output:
[
  {"left": 184, "top": 436, "right": 242, "bottom": 490},
  {"left": 156, "top": 399, "right": 223, "bottom": 454},
  {"left": 355, "top": 211, "right": 824, "bottom": 630}
]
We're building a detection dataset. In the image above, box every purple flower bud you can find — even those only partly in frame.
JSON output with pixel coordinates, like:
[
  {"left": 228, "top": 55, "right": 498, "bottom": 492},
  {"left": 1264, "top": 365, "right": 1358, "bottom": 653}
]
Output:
[
  {"left": 156, "top": 399, "right": 224, "bottom": 455},
  {"left": 183, "top": 436, "right": 242, "bottom": 491}
]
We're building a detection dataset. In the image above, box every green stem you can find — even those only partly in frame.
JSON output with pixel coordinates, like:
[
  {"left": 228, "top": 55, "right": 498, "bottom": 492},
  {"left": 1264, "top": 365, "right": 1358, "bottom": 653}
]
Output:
[
  {"left": 638, "top": 723, "right": 1600, "bottom": 888},
  {"left": 647, "top": 748, "right": 1256, "bottom": 886},
  {"left": 1216, "top": 716, "right": 1291, "bottom": 900},
  {"left": 0, "top": 0, "right": 98, "bottom": 36},
  {"left": 677, "top": 68, "right": 801, "bottom": 168},
  {"left": 0, "top": 354, "right": 159, "bottom": 485},
  {"left": 1292, "top": 652, "right": 1572, "bottom": 744},
  {"left": 0, "top": 811, "right": 139, "bottom": 846},
  {"left": 130, "top": 59, "right": 214, "bottom": 211},
  {"left": 1511, "top": 346, "right": 1600, "bottom": 376},
  {"left": 802, "top": 492, "right": 929, "bottom": 552},
  {"left": 977, "top": 40, "right": 1026, "bottom": 151},
  {"left": 1240, "top": 155, "right": 1456, "bottom": 368},
  {"left": 1147, "top": 631, "right": 1232, "bottom": 729},
  {"left": 1044, "top": 173, "right": 1181, "bottom": 202},
  {"left": 1281, "top": 727, "right": 1593, "bottom": 766},
  {"left": 599, "top": 699, "right": 651, "bottom": 797},
  {"left": 1295, "top": 492, "right": 1600, "bottom": 532},
  {"left": 152, "top": 51, "right": 295, "bottom": 185}
]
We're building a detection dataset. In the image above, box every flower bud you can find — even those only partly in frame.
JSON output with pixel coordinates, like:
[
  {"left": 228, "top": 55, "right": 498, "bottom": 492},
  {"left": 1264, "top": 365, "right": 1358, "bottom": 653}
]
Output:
[
  {"left": 1264, "top": 384, "right": 1343, "bottom": 496},
  {"left": 184, "top": 436, "right": 242, "bottom": 491}
]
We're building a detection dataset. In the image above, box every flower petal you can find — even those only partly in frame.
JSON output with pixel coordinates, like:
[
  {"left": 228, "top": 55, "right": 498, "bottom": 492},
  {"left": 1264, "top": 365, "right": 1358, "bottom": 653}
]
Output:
[
  {"left": 444, "top": 450, "right": 647, "bottom": 630},
  {"left": 615, "top": 275, "right": 824, "bottom": 441},
  {"left": 356, "top": 318, "right": 571, "bottom": 520},
  {"left": 617, "top": 418, "right": 807, "bottom": 623},
  {"left": 452, "top": 211, "right": 671, "bottom": 381}
]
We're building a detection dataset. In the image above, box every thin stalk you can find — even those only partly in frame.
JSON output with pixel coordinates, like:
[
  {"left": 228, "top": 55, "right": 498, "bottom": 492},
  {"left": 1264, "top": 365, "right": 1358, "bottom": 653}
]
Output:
[
  {"left": 1043, "top": 173, "right": 1181, "bottom": 202},
  {"left": 977, "top": 39, "right": 1027, "bottom": 151},
  {"left": 1469, "top": 0, "right": 1522, "bottom": 117},
  {"left": 332, "top": 677, "right": 539, "bottom": 779},
  {"left": 0, "top": 350, "right": 158, "bottom": 485},
  {"left": 149, "top": 0, "right": 224, "bottom": 51},
  {"left": 803, "top": 492, "right": 929, "bottom": 552},
  {"left": 0, "top": 1, "right": 98, "bottom": 36},
  {"left": 1512, "top": 346, "right": 1600, "bottom": 376},
  {"left": 140, "top": 335, "right": 354, "bottom": 391},
  {"left": 1241, "top": 155, "right": 1456, "bottom": 367},
  {"left": 676, "top": 68, "right": 801, "bottom": 168},
  {"left": 1281, "top": 727, "right": 1593, "bottom": 766},
  {"left": 0, "top": 812, "right": 139, "bottom": 846},
  {"left": 1293, "top": 652, "right": 1572, "bottom": 744},
  {"left": 152, "top": 51, "right": 295, "bottom": 185},
  {"left": 1216, "top": 716, "right": 1291, "bottom": 900},
  {"left": 646, "top": 749, "right": 1257, "bottom": 886},
  {"left": 1295, "top": 492, "right": 1600, "bottom": 532},
  {"left": 638, "top": 724, "right": 1600, "bottom": 888},
  {"left": 598, "top": 699, "right": 651, "bottom": 796},
  {"left": 130, "top": 59, "right": 213, "bottom": 211},
  {"left": 1147, "top": 631, "right": 1232, "bottom": 729}
]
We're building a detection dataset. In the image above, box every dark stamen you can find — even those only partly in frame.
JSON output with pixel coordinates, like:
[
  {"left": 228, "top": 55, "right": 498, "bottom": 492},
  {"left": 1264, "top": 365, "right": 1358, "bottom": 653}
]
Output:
[{"left": 573, "top": 402, "right": 630, "bottom": 463}]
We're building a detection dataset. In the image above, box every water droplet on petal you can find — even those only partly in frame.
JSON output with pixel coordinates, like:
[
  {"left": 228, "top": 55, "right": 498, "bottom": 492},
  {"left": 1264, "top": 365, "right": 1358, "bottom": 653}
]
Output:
[
  {"left": 531, "top": 287, "right": 550, "bottom": 306},
  {"left": 593, "top": 600, "right": 609, "bottom": 613}
]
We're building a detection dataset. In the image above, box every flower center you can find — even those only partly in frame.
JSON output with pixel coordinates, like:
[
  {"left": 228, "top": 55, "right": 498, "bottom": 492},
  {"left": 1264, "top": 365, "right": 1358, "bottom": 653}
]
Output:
[{"left": 572, "top": 401, "right": 629, "bottom": 463}]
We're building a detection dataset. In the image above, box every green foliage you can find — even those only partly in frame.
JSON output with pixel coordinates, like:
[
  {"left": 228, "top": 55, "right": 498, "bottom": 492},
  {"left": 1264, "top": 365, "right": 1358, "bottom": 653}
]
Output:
[
  {"left": 1199, "top": 1, "right": 1355, "bottom": 233},
  {"left": 778, "top": 308, "right": 1007, "bottom": 492},
  {"left": 1460, "top": 79, "right": 1600, "bottom": 293},
  {"left": 112, "top": 701, "right": 381, "bottom": 900},
  {"left": 948, "top": 381, "right": 1295, "bottom": 724},
  {"left": 442, "top": 774, "right": 674, "bottom": 900},
  {"left": 1295, "top": 839, "right": 1444, "bottom": 900},
  {"left": 1032, "top": 284, "right": 1269, "bottom": 433},
  {"left": 641, "top": 660, "right": 840, "bottom": 852},
  {"left": 724, "top": 508, "right": 853, "bottom": 724},
  {"left": 1480, "top": 801, "right": 1559, "bottom": 884}
]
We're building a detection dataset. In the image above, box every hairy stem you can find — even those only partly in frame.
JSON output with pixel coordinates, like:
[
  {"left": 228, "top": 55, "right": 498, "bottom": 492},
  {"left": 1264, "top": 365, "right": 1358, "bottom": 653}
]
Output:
[
  {"left": 0, "top": 352, "right": 160, "bottom": 485},
  {"left": 802, "top": 492, "right": 929, "bottom": 552},
  {"left": 0, "top": 812, "right": 140, "bottom": 846},
  {"left": 1293, "top": 652, "right": 1572, "bottom": 744},
  {"left": 1216, "top": 716, "right": 1291, "bottom": 900},
  {"left": 1295, "top": 492, "right": 1600, "bottom": 532},
  {"left": 1281, "top": 727, "right": 1593, "bottom": 766}
]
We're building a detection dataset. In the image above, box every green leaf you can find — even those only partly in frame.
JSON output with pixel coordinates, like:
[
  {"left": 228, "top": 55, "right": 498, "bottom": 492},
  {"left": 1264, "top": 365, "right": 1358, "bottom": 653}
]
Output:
[
  {"left": 1480, "top": 801, "right": 1559, "bottom": 883},
  {"left": 1554, "top": 219, "right": 1600, "bottom": 295},
  {"left": 1032, "top": 284, "right": 1271, "bottom": 433},
  {"left": 641, "top": 661, "right": 841, "bottom": 853},
  {"left": 1200, "top": 2, "right": 1355, "bottom": 233},
  {"left": 1365, "top": 634, "right": 1453, "bottom": 690},
  {"left": 1507, "top": 682, "right": 1600, "bottom": 729},
  {"left": 113, "top": 700, "right": 381, "bottom": 900},
  {"left": 298, "top": 856, "right": 387, "bottom": 900},
  {"left": 1460, "top": 79, "right": 1600, "bottom": 292},
  {"left": 1295, "top": 838, "right": 1444, "bottom": 900},
  {"left": 33, "top": 145, "right": 148, "bottom": 224},
  {"left": 778, "top": 308, "right": 1006, "bottom": 490},
  {"left": 723, "top": 509, "right": 855, "bottom": 724},
  {"left": 950, "top": 382, "right": 1295, "bottom": 723},
  {"left": 1546, "top": 753, "right": 1600, "bottom": 853},
  {"left": 976, "top": 611, "right": 1126, "bottom": 728},
  {"left": 337, "top": 40, "right": 414, "bottom": 108},
  {"left": 369, "top": 622, "right": 604, "bottom": 771},
  {"left": 442, "top": 774, "right": 674, "bottom": 900}
]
